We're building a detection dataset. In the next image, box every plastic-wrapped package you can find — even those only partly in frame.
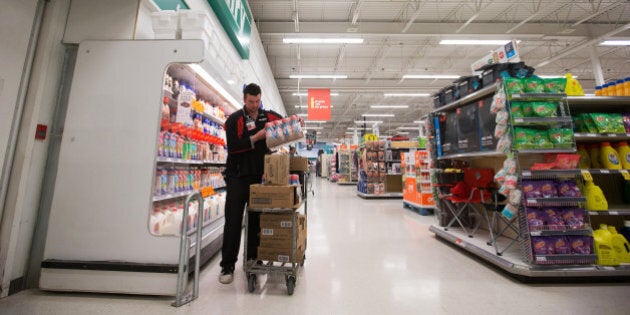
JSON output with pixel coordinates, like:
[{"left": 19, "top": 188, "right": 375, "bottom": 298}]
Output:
[
  {"left": 495, "top": 110, "right": 509, "bottom": 125},
  {"left": 504, "top": 175, "right": 518, "bottom": 190},
  {"left": 509, "top": 189, "right": 522, "bottom": 205},
  {"left": 496, "top": 133, "right": 511, "bottom": 154},
  {"left": 491, "top": 85, "right": 507, "bottom": 113},
  {"left": 502, "top": 203, "right": 519, "bottom": 220},
  {"left": 494, "top": 123, "right": 507, "bottom": 138},
  {"left": 503, "top": 158, "right": 517, "bottom": 175}
]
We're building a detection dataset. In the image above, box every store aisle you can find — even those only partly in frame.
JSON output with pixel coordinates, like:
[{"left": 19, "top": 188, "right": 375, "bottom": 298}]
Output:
[{"left": 1, "top": 177, "right": 629, "bottom": 315}]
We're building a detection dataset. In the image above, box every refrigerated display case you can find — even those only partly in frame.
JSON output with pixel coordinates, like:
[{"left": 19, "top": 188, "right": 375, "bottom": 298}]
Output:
[{"left": 39, "top": 40, "right": 236, "bottom": 295}]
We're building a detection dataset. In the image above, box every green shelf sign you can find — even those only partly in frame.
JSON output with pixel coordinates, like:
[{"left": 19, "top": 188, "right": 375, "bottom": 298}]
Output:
[
  {"left": 154, "top": 0, "right": 189, "bottom": 10},
  {"left": 208, "top": 0, "right": 252, "bottom": 59}
]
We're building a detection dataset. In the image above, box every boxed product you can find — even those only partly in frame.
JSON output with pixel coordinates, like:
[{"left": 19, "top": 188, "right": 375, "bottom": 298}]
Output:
[
  {"left": 478, "top": 96, "right": 498, "bottom": 151},
  {"left": 259, "top": 213, "right": 306, "bottom": 246},
  {"left": 457, "top": 102, "right": 480, "bottom": 153},
  {"left": 257, "top": 244, "right": 305, "bottom": 264},
  {"left": 264, "top": 154, "right": 290, "bottom": 185},
  {"left": 249, "top": 184, "right": 301, "bottom": 209},
  {"left": 290, "top": 156, "right": 309, "bottom": 171},
  {"left": 440, "top": 112, "right": 459, "bottom": 155}
]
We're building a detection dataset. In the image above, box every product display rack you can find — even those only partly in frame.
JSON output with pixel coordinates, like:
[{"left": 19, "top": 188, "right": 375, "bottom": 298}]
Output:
[
  {"left": 337, "top": 149, "right": 358, "bottom": 185},
  {"left": 428, "top": 76, "right": 630, "bottom": 279},
  {"left": 40, "top": 40, "right": 233, "bottom": 295},
  {"left": 402, "top": 150, "right": 436, "bottom": 214},
  {"left": 357, "top": 141, "right": 403, "bottom": 199}
]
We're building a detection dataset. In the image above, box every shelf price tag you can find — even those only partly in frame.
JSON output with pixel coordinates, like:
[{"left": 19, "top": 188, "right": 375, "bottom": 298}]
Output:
[
  {"left": 581, "top": 170, "right": 593, "bottom": 182},
  {"left": 600, "top": 169, "right": 610, "bottom": 174},
  {"left": 609, "top": 211, "right": 619, "bottom": 215},
  {"left": 536, "top": 256, "right": 547, "bottom": 262},
  {"left": 620, "top": 170, "right": 630, "bottom": 181},
  {"left": 201, "top": 187, "right": 215, "bottom": 198}
]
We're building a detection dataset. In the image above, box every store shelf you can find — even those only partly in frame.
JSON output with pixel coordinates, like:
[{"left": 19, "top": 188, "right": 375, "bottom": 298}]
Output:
[
  {"left": 529, "top": 228, "right": 592, "bottom": 237},
  {"left": 521, "top": 169, "right": 581, "bottom": 179},
  {"left": 153, "top": 186, "right": 224, "bottom": 202},
  {"left": 524, "top": 197, "right": 586, "bottom": 207},
  {"left": 509, "top": 93, "right": 566, "bottom": 101},
  {"left": 431, "top": 83, "right": 498, "bottom": 114},
  {"left": 512, "top": 117, "right": 573, "bottom": 125},
  {"left": 583, "top": 169, "right": 629, "bottom": 175},
  {"left": 532, "top": 254, "right": 598, "bottom": 265},
  {"left": 430, "top": 225, "right": 630, "bottom": 279},
  {"left": 437, "top": 151, "right": 504, "bottom": 160},
  {"left": 588, "top": 207, "right": 630, "bottom": 216},
  {"left": 386, "top": 160, "right": 402, "bottom": 163},
  {"left": 157, "top": 157, "right": 204, "bottom": 165},
  {"left": 574, "top": 133, "right": 630, "bottom": 142},
  {"left": 203, "top": 160, "right": 226, "bottom": 165},
  {"left": 515, "top": 148, "right": 576, "bottom": 155},
  {"left": 568, "top": 96, "right": 630, "bottom": 111},
  {"left": 357, "top": 192, "right": 403, "bottom": 199},
  {"left": 187, "top": 215, "right": 225, "bottom": 237},
  {"left": 195, "top": 110, "right": 226, "bottom": 125},
  {"left": 338, "top": 181, "right": 358, "bottom": 186}
]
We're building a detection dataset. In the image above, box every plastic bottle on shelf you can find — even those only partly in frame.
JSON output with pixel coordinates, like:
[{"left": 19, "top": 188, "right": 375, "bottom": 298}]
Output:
[
  {"left": 624, "top": 77, "right": 630, "bottom": 96},
  {"left": 600, "top": 142, "right": 622, "bottom": 170},
  {"left": 588, "top": 143, "right": 602, "bottom": 169},
  {"left": 577, "top": 144, "right": 591, "bottom": 169},
  {"left": 585, "top": 180, "right": 608, "bottom": 211},
  {"left": 594, "top": 224, "right": 619, "bottom": 266},
  {"left": 615, "top": 79, "right": 625, "bottom": 96},
  {"left": 595, "top": 85, "right": 602, "bottom": 96},
  {"left": 607, "top": 225, "right": 630, "bottom": 263},
  {"left": 607, "top": 82, "right": 616, "bottom": 96},
  {"left": 613, "top": 141, "right": 630, "bottom": 169}
]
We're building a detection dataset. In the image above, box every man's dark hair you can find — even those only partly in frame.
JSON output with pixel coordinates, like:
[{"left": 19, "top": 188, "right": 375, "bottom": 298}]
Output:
[{"left": 243, "top": 83, "right": 261, "bottom": 97}]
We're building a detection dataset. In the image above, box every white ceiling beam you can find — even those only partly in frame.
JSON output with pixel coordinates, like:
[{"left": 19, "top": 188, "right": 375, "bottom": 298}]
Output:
[
  {"left": 350, "top": 0, "right": 363, "bottom": 25},
  {"left": 571, "top": 2, "right": 622, "bottom": 27},
  {"left": 401, "top": 1, "right": 427, "bottom": 33},
  {"left": 535, "top": 23, "right": 630, "bottom": 68}
]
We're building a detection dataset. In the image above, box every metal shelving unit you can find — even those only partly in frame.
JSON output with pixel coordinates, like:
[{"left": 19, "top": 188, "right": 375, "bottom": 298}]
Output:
[
  {"left": 574, "top": 133, "right": 630, "bottom": 142},
  {"left": 437, "top": 151, "right": 504, "bottom": 160},
  {"left": 430, "top": 83, "right": 498, "bottom": 114},
  {"left": 357, "top": 192, "right": 403, "bottom": 199}
]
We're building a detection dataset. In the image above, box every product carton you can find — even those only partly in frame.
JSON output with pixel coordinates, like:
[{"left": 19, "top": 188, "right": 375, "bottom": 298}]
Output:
[
  {"left": 290, "top": 156, "right": 309, "bottom": 171},
  {"left": 264, "top": 154, "right": 290, "bottom": 185},
  {"left": 249, "top": 184, "right": 301, "bottom": 209},
  {"left": 259, "top": 213, "right": 306, "bottom": 243},
  {"left": 257, "top": 245, "right": 305, "bottom": 264}
]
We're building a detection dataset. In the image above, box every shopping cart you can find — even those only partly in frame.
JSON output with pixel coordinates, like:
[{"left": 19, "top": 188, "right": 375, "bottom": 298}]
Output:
[{"left": 243, "top": 174, "right": 308, "bottom": 295}]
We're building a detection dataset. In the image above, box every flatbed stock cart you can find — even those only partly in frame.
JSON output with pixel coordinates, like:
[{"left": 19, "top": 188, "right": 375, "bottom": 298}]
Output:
[{"left": 243, "top": 173, "right": 308, "bottom": 295}]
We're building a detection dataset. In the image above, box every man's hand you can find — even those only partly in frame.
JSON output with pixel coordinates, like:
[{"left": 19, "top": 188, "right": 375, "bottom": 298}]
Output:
[{"left": 251, "top": 129, "right": 266, "bottom": 143}]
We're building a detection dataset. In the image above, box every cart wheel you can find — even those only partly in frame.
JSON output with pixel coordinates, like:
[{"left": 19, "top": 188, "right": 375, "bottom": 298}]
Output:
[
  {"left": 247, "top": 274, "right": 256, "bottom": 293},
  {"left": 286, "top": 276, "right": 296, "bottom": 295},
  {"left": 300, "top": 255, "right": 305, "bottom": 266}
]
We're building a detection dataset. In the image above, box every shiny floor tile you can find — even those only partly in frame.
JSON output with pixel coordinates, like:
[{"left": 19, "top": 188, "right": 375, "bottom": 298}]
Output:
[{"left": 1, "top": 177, "right": 629, "bottom": 315}]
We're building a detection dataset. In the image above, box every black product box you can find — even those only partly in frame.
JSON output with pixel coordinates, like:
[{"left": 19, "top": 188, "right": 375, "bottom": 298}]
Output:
[
  {"left": 456, "top": 103, "right": 480, "bottom": 153},
  {"left": 479, "top": 63, "right": 509, "bottom": 87},
  {"left": 432, "top": 93, "right": 442, "bottom": 108},
  {"left": 443, "top": 85, "right": 456, "bottom": 103},
  {"left": 478, "top": 96, "right": 498, "bottom": 151},
  {"left": 454, "top": 76, "right": 482, "bottom": 100},
  {"left": 440, "top": 112, "right": 459, "bottom": 155}
]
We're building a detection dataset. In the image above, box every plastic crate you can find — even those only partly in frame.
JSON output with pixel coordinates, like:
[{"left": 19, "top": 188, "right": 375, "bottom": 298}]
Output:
[{"left": 454, "top": 76, "right": 482, "bottom": 99}]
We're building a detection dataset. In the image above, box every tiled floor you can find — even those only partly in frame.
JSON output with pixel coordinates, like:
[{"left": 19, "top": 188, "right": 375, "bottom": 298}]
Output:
[{"left": 1, "top": 177, "right": 629, "bottom": 315}]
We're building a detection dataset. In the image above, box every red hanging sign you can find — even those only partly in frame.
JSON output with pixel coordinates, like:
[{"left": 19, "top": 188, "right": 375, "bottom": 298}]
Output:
[{"left": 307, "top": 89, "right": 331, "bottom": 121}]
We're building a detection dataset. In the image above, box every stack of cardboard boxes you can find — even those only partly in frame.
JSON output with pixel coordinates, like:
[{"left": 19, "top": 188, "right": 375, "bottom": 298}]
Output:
[{"left": 249, "top": 154, "right": 309, "bottom": 263}]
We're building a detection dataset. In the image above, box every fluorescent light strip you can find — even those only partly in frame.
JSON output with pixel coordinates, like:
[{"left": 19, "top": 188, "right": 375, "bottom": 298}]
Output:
[
  {"left": 402, "top": 74, "right": 460, "bottom": 79},
  {"left": 370, "top": 105, "right": 409, "bottom": 109},
  {"left": 600, "top": 40, "right": 630, "bottom": 46},
  {"left": 362, "top": 114, "right": 395, "bottom": 117},
  {"left": 394, "top": 131, "right": 410, "bottom": 135},
  {"left": 283, "top": 38, "right": 364, "bottom": 44},
  {"left": 188, "top": 64, "right": 240, "bottom": 110},
  {"left": 413, "top": 120, "right": 425, "bottom": 124},
  {"left": 354, "top": 120, "right": 383, "bottom": 124},
  {"left": 384, "top": 93, "right": 431, "bottom": 97},
  {"left": 440, "top": 39, "right": 512, "bottom": 45},
  {"left": 397, "top": 127, "right": 420, "bottom": 130},
  {"left": 293, "top": 92, "right": 340, "bottom": 96},
  {"left": 290, "top": 74, "right": 348, "bottom": 79}
]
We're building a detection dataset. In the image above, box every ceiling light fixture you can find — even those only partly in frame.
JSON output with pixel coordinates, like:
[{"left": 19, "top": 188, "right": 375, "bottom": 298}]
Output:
[
  {"left": 600, "top": 40, "right": 630, "bottom": 46},
  {"left": 440, "top": 39, "right": 512, "bottom": 45},
  {"left": 384, "top": 93, "right": 431, "bottom": 97},
  {"left": 396, "top": 127, "right": 420, "bottom": 130},
  {"left": 362, "top": 114, "right": 395, "bottom": 117},
  {"left": 354, "top": 120, "right": 383, "bottom": 124},
  {"left": 290, "top": 74, "right": 348, "bottom": 79},
  {"left": 413, "top": 120, "right": 425, "bottom": 124},
  {"left": 293, "top": 92, "right": 340, "bottom": 96},
  {"left": 370, "top": 105, "right": 409, "bottom": 109},
  {"left": 283, "top": 38, "right": 364, "bottom": 44},
  {"left": 394, "top": 131, "right": 410, "bottom": 135},
  {"left": 402, "top": 74, "right": 460, "bottom": 79}
]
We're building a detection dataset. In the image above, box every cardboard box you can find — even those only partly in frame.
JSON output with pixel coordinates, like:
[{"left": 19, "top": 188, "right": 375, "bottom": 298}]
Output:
[
  {"left": 385, "top": 174, "right": 403, "bottom": 193},
  {"left": 257, "top": 244, "right": 305, "bottom": 264},
  {"left": 249, "top": 184, "right": 301, "bottom": 209},
  {"left": 290, "top": 156, "right": 309, "bottom": 171},
  {"left": 260, "top": 213, "right": 306, "bottom": 242},
  {"left": 264, "top": 154, "right": 290, "bottom": 185}
]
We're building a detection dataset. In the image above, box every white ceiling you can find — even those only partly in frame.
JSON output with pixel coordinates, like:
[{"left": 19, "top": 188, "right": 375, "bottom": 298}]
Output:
[{"left": 248, "top": 0, "right": 630, "bottom": 141}]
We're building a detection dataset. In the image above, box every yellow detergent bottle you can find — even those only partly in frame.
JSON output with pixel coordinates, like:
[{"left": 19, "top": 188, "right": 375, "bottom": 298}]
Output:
[
  {"left": 593, "top": 224, "right": 619, "bottom": 266},
  {"left": 585, "top": 180, "right": 608, "bottom": 211},
  {"left": 607, "top": 225, "right": 630, "bottom": 263},
  {"left": 613, "top": 141, "right": 630, "bottom": 170},
  {"left": 589, "top": 144, "right": 602, "bottom": 169},
  {"left": 600, "top": 142, "right": 622, "bottom": 170},
  {"left": 565, "top": 73, "right": 585, "bottom": 96},
  {"left": 577, "top": 144, "right": 591, "bottom": 169}
]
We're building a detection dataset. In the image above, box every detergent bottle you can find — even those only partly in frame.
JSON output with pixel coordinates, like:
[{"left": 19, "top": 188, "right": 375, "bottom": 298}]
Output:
[
  {"left": 588, "top": 144, "right": 602, "bottom": 169},
  {"left": 607, "top": 225, "right": 630, "bottom": 263},
  {"left": 593, "top": 224, "right": 619, "bottom": 266},
  {"left": 565, "top": 73, "right": 585, "bottom": 96},
  {"left": 613, "top": 142, "right": 630, "bottom": 170},
  {"left": 577, "top": 144, "right": 591, "bottom": 169},
  {"left": 584, "top": 180, "right": 608, "bottom": 211},
  {"left": 600, "top": 142, "right": 622, "bottom": 170},
  {"left": 620, "top": 221, "right": 630, "bottom": 245}
]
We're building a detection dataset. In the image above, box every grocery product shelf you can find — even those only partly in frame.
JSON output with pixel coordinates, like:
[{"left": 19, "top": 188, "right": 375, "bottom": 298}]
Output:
[
  {"left": 357, "top": 192, "right": 403, "bottom": 199},
  {"left": 157, "top": 157, "right": 204, "bottom": 165},
  {"left": 574, "top": 133, "right": 630, "bottom": 142},
  {"left": 568, "top": 96, "right": 630, "bottom": 111},
  {"left": 512, "top": 117, "right": 573, "bottom": 125},
  {"left": 437, "top": 151, "right": 504, "bottom": 160},
  {"left": 583, "top": 169, "right": 629, "bottom": 175},
  {"left": 524, "top": 197, "right": 586, "bottom": 207},
  {"left": 187, "top": 215, "right": 224, "bottom": 237},
  {"left": 588, "top": 207, "right": 630, "bottom": 216},
  {"left": 509, "top": 93, "right": 566, "bottom": 101},
  {"left": 521, "top": 169, "right": 582, "bottom": 179},
  {"left": 529, "top": 228, "right": 592, "bottom": 237},
  {"left": 431, "top": 83, "right": 498, "bottom": 114},
  {"left": 338, "top": 181, "right": 358, "bottom": 186},
  {"left": 430, "top": 225, "right": 630, "bottom": 280},
  {"left": 203, "top": 160, "right": 226, "bottom": 165},
  {"left": 515, "top": 148, "right": 576, "bottom": 155},
  {"left": 197, "top": 110, "right": 226, "bottom": 125},
  {"left": 153, "top": 186, "right": 224, "bottom": 202}
]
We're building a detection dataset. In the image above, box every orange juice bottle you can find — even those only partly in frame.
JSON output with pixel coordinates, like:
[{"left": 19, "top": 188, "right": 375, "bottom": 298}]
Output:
[
  {"left": 601, "top": 83, "right": 609, "bottom": 96},
  {"left": 595, "top": 86, "right": 602, "bottom": 96},
  {"left": 624, "top": 77, "right": 630, "bottom": 96},
  {"left": 615, "top": 79, "right": 625, "bottom": 96}
]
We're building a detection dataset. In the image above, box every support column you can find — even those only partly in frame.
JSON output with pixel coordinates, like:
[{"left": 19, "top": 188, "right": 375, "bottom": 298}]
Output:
[{"left": 589, "top": 45, "right": 605, "bottom": 86}]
